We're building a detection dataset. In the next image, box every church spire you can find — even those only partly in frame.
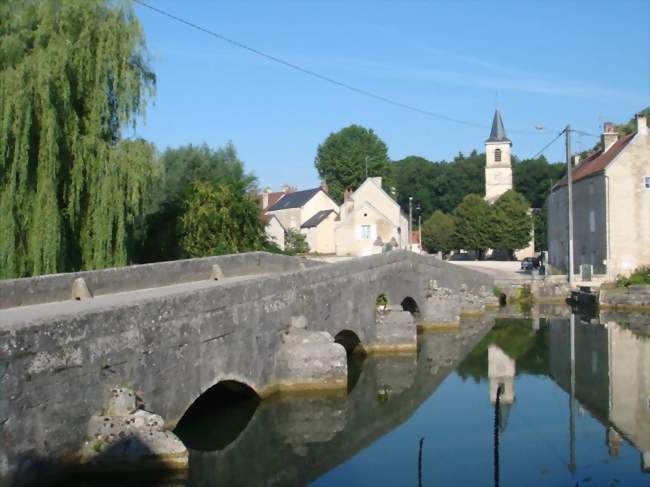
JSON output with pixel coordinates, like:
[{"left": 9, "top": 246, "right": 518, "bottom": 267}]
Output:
[{"left": 486, "top": 109, "right": 510, "bottom": 143}]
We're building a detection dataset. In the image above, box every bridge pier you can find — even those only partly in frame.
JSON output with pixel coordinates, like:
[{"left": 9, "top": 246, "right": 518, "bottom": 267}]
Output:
[
  {"left": 367, "top": 306, "right": 417, "bottom": 353},
  {"left": 269, "top": 318, "right": 348, "bottom": 395},
  {"left": 419, "top": 280, "right": 461, "bottom": 329}
]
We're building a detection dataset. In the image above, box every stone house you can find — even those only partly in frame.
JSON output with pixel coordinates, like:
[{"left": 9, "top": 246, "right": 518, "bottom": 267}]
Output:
[
  {"left": 262, "top": 182, "right": 339, "bottom": 253},
  {"left": 335, "top": 177, "right": 409, "bottom": 257},
  {"left": 547, "top": 113, "right": 649, "bottom": 278},
  {"left": 301, "top": 209, "right": 338, "bottom": 254}
]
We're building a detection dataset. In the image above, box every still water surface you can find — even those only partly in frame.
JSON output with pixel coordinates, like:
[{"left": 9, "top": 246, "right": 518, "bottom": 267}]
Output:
[{"left": 175, "top": 308, "right": 650, "bottom": 486}]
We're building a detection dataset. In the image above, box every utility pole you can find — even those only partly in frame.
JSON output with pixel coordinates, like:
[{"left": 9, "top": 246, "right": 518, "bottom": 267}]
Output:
[
  {"left": 565, "top": 125, "right": 574, "bottom": 286},
  {"left": 416, "top": 204, "right": 422, "bottom": 253},
  {"left": 408, "top": 197, "right": 413, "bottom": 250}
]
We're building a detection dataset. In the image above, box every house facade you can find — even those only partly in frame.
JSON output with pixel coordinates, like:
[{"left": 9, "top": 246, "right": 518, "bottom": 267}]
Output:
[
  {"left": 335, "top": 177, "right": 409, "bottom": 257},
  {"left": 547, "top": 113, "right": 649, "bottom": 278}
]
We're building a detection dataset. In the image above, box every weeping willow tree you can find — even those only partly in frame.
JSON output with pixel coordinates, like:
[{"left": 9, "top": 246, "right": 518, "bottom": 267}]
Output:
[{"left": 0, "top": 0, "right": 156, "bottom": 278}]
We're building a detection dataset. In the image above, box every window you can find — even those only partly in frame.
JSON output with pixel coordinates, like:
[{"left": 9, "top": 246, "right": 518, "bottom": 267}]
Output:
[
  {"left": 645, "top": 176, "right": 650, "bottom": 190},
  {"left": 495, "top": 148, "right": 502, "bottom": 162},
  {"left": 361, "top": 225, "right": 371, "bottom": 240}
]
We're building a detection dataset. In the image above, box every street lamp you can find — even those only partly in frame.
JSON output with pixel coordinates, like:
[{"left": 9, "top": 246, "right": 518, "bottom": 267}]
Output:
[
  {"left": 416, "top": 204, "right": 422, "bottom": 252},
  {"left": 408, "top": 197, "right": 413, "bottom": 250}
]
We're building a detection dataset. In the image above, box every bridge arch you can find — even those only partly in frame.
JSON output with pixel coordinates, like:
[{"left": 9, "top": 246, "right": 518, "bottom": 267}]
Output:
[
  {"left": 400, "top": 296, "right": 420, "bottom": 317},
  {"left": 174, "top": 379, "right": 260, "bottom": 452},
  {"left": 334, "top": 329, "right": 365, "bottom": 356}
]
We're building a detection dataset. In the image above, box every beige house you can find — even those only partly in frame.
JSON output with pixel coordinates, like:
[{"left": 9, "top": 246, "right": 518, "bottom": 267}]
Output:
[
  {"left": 547, "top": 113, "right": 649, "bottom": 278},
  {"left": 262, "top": 182, "right": 339, "bottom": 253},
  {"left": 265, "top": 183, "right": 338, "bottom": 231},
  {"left": 335, "top": 177, "right": 409, "bottom": 257},
  {"left": 301, "top": 209, "right": 338, "bottom": 254}
]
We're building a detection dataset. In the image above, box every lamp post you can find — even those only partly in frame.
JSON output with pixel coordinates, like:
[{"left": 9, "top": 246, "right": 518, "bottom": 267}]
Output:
[
  {"left": 416, "top": 204, "right": 422, "bottom": 252},
  {"left": 408, "top": 197, "right": 413, "bottom": 250}
]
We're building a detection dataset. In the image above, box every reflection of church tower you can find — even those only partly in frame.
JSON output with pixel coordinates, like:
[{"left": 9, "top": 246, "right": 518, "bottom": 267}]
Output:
[
  {"left": 488, "top": 344, "right": 516, "bottom": 431},
  {"left": 485, "top": 110, "right": 513, "bottom": 203}
]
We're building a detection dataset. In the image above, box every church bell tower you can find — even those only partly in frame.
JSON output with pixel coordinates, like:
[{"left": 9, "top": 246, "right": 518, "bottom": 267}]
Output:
[{"left": 485, "top": 109, "right": 512, "bottom": 203}]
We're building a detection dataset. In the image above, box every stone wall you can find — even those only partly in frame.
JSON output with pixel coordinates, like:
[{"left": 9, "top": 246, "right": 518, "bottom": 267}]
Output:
[
  {"left": 599, "top": 285, "right": 650, "bottom": 310},
  {"left": 0, "top": 252, "right": 319, "bottom": 309}
]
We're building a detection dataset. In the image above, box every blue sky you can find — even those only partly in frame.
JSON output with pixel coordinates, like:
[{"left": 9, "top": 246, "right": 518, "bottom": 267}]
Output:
[{"left": 131, "top": 0, "right": 650, "bottom": 190}]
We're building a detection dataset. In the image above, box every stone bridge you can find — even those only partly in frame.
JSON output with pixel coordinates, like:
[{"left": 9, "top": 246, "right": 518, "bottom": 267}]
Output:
[{"left": 0, "top": 250, "right": 494, "bottom": 481}]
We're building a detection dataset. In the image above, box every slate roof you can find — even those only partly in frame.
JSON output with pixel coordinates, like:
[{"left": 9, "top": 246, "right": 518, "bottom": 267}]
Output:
[
  {"left": 267, "top": 187, "right": 321, "bottom": 211},
  {"left": 301, "top": 209, "right": 336, "bottom": 228},
  {"left": 486, "top": 109, "right": 511, "bottom": 143},
  {"left": 552, "top": 133, "right": 635, "bottom": 190}
]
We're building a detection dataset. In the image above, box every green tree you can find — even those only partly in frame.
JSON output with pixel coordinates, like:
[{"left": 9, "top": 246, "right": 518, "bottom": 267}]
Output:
[
  {"left": 442, "top": 151, "right": 486, "bottom": 212},
  {"left": 513, "top": 155, "right": 565, "bottom": 209},
  {"left": 421, "top": 210, "right": 456, "bottom": 254},
  {"left": 491, "top": 190, "right": 533, "bottom": 258},
  {"left": 139, "top": 143, "right": 257, "bottom": 262},
  {"left": 392, "top": 151, "right": 485, "bottom": 217},
  {"left": 284, "top": 228, "right": 309, "bottom": 254},
  {"left": 0, "top": 0, "right": 156, "bottom": 278},
  {"left": 180, "top": 180, "right": 267, "bottom": 257},
  {"left": 452, "top": 194, "right": 494, "bottom": 258},
  {"left": 315, "top": 125, "right": 392, "bottom": 203}
]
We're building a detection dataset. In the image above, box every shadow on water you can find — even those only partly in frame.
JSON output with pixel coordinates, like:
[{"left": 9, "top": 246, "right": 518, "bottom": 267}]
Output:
[
  {"left": 173, "top": 381, "right": 260, "bottom": 452},
  {"left": 9, "top": 437, "right": 186, "bottom": 487}
]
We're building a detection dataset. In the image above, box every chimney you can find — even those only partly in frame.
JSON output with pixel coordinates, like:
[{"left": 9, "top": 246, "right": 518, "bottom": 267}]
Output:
[
  {"left": 343, "top": 188, "right": 353, "bottom": 202},
  {"left": 320, "top": 179, "right": 329, "bottom": 194},
  {"left": 636, "top": 112, "right": 648, "bottom": 136},
  {"left": 602, "top": 122, "right": 618, "bottom": 153}
]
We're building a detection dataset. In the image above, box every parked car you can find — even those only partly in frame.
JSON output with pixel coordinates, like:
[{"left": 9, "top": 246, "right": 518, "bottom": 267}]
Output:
[
  {"left": 520, "top": 257, "right": 539, "bottom": 270},
  {"left": 448, "top": 252, "right": 474, "bottom": 261}
]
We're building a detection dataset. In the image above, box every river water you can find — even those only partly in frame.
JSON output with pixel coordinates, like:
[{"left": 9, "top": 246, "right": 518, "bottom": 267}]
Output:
[{"left": 172, "top": 307, "right": 649, "bottom": 487}]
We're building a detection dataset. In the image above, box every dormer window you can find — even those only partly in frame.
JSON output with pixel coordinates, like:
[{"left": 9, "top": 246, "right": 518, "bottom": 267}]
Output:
[{"left": 495, "top": 148, "right": 502, "bottom": 162}]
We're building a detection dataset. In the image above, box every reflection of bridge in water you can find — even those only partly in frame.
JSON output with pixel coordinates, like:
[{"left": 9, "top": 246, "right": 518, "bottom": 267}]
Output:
[{"left": 184, "top": 316, "right": 493, "bottom": 487}]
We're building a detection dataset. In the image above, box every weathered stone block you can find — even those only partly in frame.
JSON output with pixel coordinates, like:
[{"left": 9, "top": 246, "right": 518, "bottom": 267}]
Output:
[
  {"left": 369, "top": 307, "right": 416, "bottom": 353},
  {"left": 420, "top": 285, "right": 460, "bottom": 329},
  {"left": 71, "top": 277, "right": 92, "bottom": 300},
  {"left": 273, "top": 328, "right": 347, "bottom": 392},
  {"left": 105, "top": 387, "right": 137, "bottom": 416}
]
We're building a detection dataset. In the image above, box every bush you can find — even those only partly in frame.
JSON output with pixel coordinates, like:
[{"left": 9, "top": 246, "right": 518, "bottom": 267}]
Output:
[
  {"left": 285, "top": 229, "right": 309, "bottom": 254},
  {"left": 616, "top": 266, "right": 650, "bottom": 287}
]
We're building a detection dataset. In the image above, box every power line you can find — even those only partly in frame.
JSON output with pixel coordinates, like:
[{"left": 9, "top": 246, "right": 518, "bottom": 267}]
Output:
[
  {"left": 532, "top": 129, "right": 565, "bottom": 158},
  {"left": 132, "top": 0, "right": 548, "bottom": 133}
]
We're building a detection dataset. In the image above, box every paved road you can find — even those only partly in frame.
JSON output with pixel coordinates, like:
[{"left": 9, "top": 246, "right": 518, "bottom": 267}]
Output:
[{"left": 449, "top": 260, "right": 531, "bottom": 281}]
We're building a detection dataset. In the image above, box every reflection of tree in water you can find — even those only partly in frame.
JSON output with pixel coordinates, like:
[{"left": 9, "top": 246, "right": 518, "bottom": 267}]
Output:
[{"left": 456, "top": 318, "right": 550, "bottom": 381}]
